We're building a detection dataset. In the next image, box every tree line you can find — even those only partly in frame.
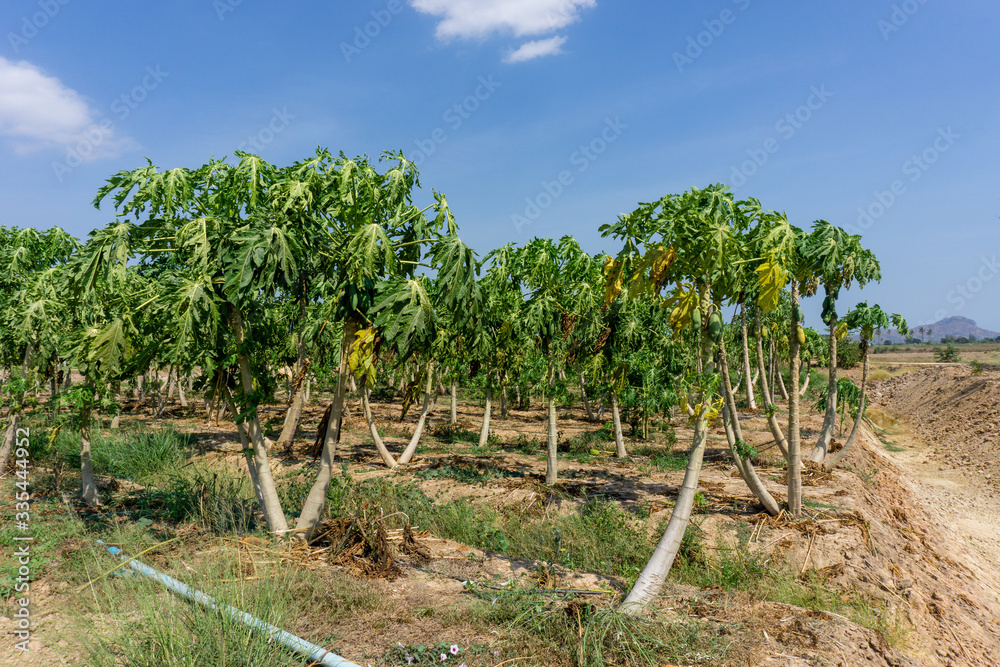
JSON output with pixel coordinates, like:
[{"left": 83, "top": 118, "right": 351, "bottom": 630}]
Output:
[{"left": 0, "top": 149, "right": 907, "bottom": 613}]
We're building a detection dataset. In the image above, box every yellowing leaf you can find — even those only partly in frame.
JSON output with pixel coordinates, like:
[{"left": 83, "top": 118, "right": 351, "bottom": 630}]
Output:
[
  {"left": 755, "top": 258, "right": 789, "bottom": 313},
  {"left": 662, "top": 283, "right": 700, "bottom": 330},
  {"left": 602, "top": 256, "right": 623, "bottom": 307},
  {"left": 348, "top": 328, "right": 377, "bottom": 381}
]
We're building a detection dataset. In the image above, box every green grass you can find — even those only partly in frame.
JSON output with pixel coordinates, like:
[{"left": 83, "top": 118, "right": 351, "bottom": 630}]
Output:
[
  {"left": 474, "top": 586, "right": 731, "bottom": 667},
  {"left": 632, "top": 443, "right": 689, "bottom": 471},
  {"left": 39, "top": 424, "right": 192, "bottom": 485},
  {"left": 0, "top": 490, "right": 90, "bottom": 599},
  {"left": 82, "top": 548, "right": 382, "bottom": 666}
]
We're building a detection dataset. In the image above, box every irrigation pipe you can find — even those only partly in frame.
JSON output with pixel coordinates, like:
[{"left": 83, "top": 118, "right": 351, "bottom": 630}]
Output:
[{"left": 96, "top": 540, "right": 360, "bottom": 667}]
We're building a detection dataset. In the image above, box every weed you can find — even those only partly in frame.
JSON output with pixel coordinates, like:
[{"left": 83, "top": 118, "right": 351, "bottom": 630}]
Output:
[
  {"left": 934, "top": 343, "right": 960, "bottom": 363},
  {"left": 632, "top": 444, "right": 688, "bottom": 472},
  {"left": 477, "top": 589, "right": 727, "bottom": 667},
  {"left": 82, "top": 551, "right": 370, "bottom": 666},
  {"left": 383, "top": 641, "right": 485, "bottom": 666},
  {"left": 135, "top": 466, "right": 260, "bottom": 534}
]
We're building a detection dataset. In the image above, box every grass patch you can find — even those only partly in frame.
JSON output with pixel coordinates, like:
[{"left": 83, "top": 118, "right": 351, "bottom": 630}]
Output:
[
  {"left": 632, "top": 444, "right": 688, "bottom": 471},
  {"left": 82, "top": 547, "right": 377, "bottom": 666},
  {"left": 868, "top": 369, "right": 892, "bottom": 382},
  {"left": 0, "top": 489, "right": 90, "bottom": 599},
  {"left": 413, "top": 461, "right": 526, "bottom": 486},
  {"left": 475, "top": 588, "right": 730, "bottom": 667},
  {"left": 39, "top": 424, "right": 192, "bottom": 485},
  {"left": 318, "top": 473, "right": 653, "bottom": 581}
]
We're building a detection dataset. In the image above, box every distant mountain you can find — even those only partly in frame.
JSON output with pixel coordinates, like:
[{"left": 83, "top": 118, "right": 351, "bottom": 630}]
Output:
[{"left": 874, "top": 316, "right": 1000, "bottom": 344}]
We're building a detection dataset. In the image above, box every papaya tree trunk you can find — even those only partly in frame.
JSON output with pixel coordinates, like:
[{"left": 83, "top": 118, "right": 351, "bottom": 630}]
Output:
[
  {"left": 500, "top": 382, "right": 508, "bottom": 419},
  {"left": 799, "top": 360, "right": 811, "bottom": 397},
  {"left": 449, "top": 381, "right": 457, "bottom": 425},
  {"left": 0, "top": 415, "right": 19, "bottom": 476},
  {"left": 810, "top": 311, "right": 839, "bottom": 463},
  {"left": 398, "top": 362, "right": 434, "bottom": 465},
  {"left": 787, "top": 280, "right": 802, "bottom": 516},
  {"left": 718, "top": 342, "right": 780, "bottom": 515},
  {"left": 80, "top": 398, "right": 100, "bottom": 507},
  {"left": 359, "top": 377, "right": 398, "bottom": 469},
  {"left": 478, "top": 377, "right": 493, "bottom": 447},
  {"left": 825, "top": 347, "right": 870, "bottom": 471},
  {"left": 579, "top": 371, "right": 595, "bottom": 421},
  {"left": 178, "top": 374, "right": 188, "bottom": 408},
  {"left": 621, "top": 400, "right": 709, "bottom": 614},
  {"left": 612, "top": 392, "right": 626, "bottom": 458},
  {"left": 740, "top": 304, "right": 758, "bottom": 410},
  {"left": 278, "top": 300, "right": 309, "bottom": 450},
  {"left": 231, "top": 310, "right": 288, "bottom": 535},
  {"left": 295, "top": 318, "right": 357, "bottom": 538},
  {"left": 776, "top": 361, "right": 790, "bottom": 401},
  {"left": 754, "top": 311, "right": 790, "bottom": 460},
  {"left": 545, "top": 361, "right": 558, "bottom": 486},
  {"left": 228, "top": 387, "right": 265, "bottom": 509},
  {"left": 277, "top": 338, "right": 308, "bottom": 451}
]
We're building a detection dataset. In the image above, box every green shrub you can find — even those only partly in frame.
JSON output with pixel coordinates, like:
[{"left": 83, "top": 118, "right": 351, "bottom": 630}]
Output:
[
  {"left": 934, "top": 343, "right": 960, "bottom": 362},
  {"left": 837, "top": 340, "right": 861, "bottom": 369}
]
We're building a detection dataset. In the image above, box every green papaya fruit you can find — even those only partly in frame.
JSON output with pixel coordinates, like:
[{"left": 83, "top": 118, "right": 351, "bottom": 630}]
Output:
[
  {"left": 691, "top": 308, "right": 702, "bottom": 330},
  {"left": 708, "top": 311, "right": 724, "bottom": 343}
]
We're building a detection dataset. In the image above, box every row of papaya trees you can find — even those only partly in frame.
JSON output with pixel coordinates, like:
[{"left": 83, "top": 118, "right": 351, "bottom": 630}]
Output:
[{"left": 0, "top": 149, "right": 906, "bottom": 613}]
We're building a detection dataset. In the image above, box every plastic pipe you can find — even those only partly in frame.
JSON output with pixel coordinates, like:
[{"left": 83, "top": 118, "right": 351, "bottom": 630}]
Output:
[{"left": 96, "top": 540, "right": 360, "bottom": 667}]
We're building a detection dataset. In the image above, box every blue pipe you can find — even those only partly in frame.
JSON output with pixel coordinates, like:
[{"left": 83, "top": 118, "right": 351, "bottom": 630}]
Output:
[{"left": 97, "top": 540, "right": 360, "bottom": 667}]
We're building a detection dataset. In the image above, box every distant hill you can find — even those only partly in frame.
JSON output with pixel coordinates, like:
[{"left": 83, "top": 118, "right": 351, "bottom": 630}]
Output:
[{"left": 874, "top": 316, "right": 1000, "bottom": 344}]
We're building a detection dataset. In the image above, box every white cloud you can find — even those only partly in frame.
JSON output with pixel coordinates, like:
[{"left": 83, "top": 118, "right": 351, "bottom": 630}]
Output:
[
  {"left": 503, "top": 36, "right": 568, "bottom": 63},
  {"left": 410, "top": 0, "right": 595, "bottom": 40},
  {"left": 0, "top": 56, "right": 133, "bottom": 159}
]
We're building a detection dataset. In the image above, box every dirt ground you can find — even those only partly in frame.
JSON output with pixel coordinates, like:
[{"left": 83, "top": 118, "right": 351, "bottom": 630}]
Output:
[{"left": 5, "top": 363, "right": 1000, "bottom": 666}]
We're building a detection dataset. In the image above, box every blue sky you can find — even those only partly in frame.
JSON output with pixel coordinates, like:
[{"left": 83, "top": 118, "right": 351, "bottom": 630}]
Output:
[{"left": 1, "top": 0, "right": 998, "bottom": 331}]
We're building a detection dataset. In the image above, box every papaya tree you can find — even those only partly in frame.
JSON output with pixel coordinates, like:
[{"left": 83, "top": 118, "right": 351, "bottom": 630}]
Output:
[
  {"left": 516, "top": 236, "right": 599, "bottom": 486},
  {"left": 750, "top": 212, "right": 818, "bottom": 516},
  {"left": 824, "top": 303, "right": 906, "bottom": 471},
  {"left": 803, "top": 222, "right": 880, "bottom": 463},
  {"left": 603, "top": 184, "right": 773, "bottom": 613},
  {"left": 0, "top": 227, "right": 79, "bottom": 473}
]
